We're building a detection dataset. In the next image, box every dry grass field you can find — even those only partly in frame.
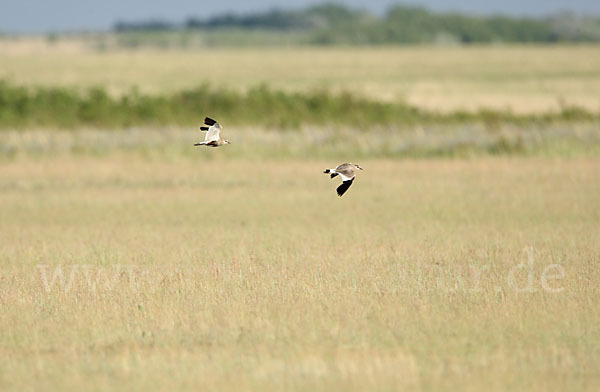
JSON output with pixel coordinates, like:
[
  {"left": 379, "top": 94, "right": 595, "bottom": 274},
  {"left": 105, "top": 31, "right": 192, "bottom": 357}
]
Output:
[
  {"left": 1, "top": 148, "right": 599, "bottom": 391},
  {"left": 1, "top": 37, "right": 599, "bottom": 390},
  {"left": 1, "top": 39, "right": 600, "bottom": 113}
]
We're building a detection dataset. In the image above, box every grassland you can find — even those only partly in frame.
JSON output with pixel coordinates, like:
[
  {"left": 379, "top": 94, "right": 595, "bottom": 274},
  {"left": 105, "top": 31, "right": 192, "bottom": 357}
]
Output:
[
  {"left": 1, "top": 152, "right": 599, "bottom": 391},
  {"left": 1, "top": 39, "right": 600, "bottom": 114},
  {"left": 3, "top": 81, "right": 599, "bottom": 130},
  {"left": 0, "top": 37, "right": 599, "bottom": 390},
  {"left": 2, "top": 125, "right": 600, "bottom": 159}
]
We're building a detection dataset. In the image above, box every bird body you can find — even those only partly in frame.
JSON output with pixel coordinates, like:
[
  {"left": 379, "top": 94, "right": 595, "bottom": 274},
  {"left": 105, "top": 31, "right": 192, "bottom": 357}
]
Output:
[
  {"left": 195, "top": 117, "right": 230, "bottom": 147},
  {"left": 323, "top": 163, "right": 363, "bottom": 196}
]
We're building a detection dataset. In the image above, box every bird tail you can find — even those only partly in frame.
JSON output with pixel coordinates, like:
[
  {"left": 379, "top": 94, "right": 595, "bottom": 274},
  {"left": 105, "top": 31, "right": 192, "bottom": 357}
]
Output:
[
  {"left": 200, "top": 126, "right": 209, "bottom": 131},
  {"left": 324, "top": 169, "right": 338, "bottom": 178}
]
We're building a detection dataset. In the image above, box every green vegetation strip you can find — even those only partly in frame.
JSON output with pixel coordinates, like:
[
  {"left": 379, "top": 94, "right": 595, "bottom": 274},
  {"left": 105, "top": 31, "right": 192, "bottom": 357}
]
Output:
[{"left": 0, "top": 80, "right": 597, "bottom": 129}]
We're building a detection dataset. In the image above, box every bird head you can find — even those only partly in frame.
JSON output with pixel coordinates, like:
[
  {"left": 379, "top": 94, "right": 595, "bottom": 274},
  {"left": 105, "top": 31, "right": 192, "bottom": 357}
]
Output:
[
  {"left": 354, "top": 164, "right": 363, "bottom": 170},
  {"left": 224, "top": 140, "right": 231, "bottom": 144}
]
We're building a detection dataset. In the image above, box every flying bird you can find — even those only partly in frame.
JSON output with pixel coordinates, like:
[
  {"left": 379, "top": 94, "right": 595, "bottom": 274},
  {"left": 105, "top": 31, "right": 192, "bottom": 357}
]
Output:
[
  {"left": 323, "top": 163, "right": 363, "bottom": 197},
  {"left": 194, "top": 117, "right": 231, "bottom": 147}
]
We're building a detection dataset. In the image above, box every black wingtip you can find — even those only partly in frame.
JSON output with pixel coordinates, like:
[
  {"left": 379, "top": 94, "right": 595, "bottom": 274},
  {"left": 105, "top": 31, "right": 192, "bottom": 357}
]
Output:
[
  {"left": 336, "top": 178, "right": 354, "bottom": 197},
  {"left": 200, "top": 126, "right": 209, "bottom": 131},
  {"left": 204, "top": 117, "right": 217, "bottom": 126}
]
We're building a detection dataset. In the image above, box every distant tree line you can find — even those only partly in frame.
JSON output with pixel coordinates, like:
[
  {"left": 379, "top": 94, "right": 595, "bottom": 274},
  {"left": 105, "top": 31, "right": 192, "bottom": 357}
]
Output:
[{"left": 113, "top": 3, "right": 600, "bottom": 44}]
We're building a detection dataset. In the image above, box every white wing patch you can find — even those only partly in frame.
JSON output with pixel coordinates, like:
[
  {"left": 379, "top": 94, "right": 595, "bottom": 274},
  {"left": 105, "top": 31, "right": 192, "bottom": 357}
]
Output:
[
  {"left": 204, "top": 124, "right": 221, "bottom": 142},
  {"left": 338, "top": 172, "right": 352, "bottom": 182}
]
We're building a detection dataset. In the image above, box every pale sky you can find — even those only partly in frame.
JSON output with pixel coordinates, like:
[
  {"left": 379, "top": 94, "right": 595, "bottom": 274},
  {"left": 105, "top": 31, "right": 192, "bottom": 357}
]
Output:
[{"left": 2, "top": 0, "right": 599, "bottom": 33}]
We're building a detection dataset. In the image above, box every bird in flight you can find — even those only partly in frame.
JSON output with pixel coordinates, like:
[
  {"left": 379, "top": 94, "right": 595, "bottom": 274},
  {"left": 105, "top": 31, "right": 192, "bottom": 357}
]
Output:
[
  {"left": 323, "top": 163, "right": 363, "bottom": 197},
  {"left": 194, "top": 117, "right": 231, "bottom": 147}
]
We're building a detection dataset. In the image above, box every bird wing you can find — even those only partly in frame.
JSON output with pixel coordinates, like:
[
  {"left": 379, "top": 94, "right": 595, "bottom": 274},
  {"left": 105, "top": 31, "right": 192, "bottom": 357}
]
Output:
[
  {"left": 335, "top": 163, "right": 351, "bottom": 171},
  {"left": 336, "top": 178, "right": 354, "bottom": 197},
  {"left": 204, "top": 123, "right": 222, "bottom": 142},
  {"left": 204, "top": 117, "right": 218, "bottom": 126},
  {"left": 335, "top": 163, "right": 355, "bottom": 181}
]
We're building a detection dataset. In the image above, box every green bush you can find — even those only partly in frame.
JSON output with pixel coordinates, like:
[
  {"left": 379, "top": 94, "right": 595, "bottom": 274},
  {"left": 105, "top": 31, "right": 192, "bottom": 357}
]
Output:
[{"left": 0, "top": 80, "right": 597, "bottom": 130}]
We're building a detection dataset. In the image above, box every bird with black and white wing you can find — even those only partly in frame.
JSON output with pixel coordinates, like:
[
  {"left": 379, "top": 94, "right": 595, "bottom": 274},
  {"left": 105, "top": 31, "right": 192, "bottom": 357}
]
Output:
[{"left": 323, "top": 163, "right": 363, "bottom": 197}]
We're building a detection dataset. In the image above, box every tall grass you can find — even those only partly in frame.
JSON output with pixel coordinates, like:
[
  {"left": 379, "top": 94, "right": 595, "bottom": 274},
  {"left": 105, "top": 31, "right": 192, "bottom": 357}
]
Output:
[
  {"left": 0, "top": 81, "right": 598, "bottom": 130},
  {"left": 2, "top": 125, "right": 600, "bottom": 160}
]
